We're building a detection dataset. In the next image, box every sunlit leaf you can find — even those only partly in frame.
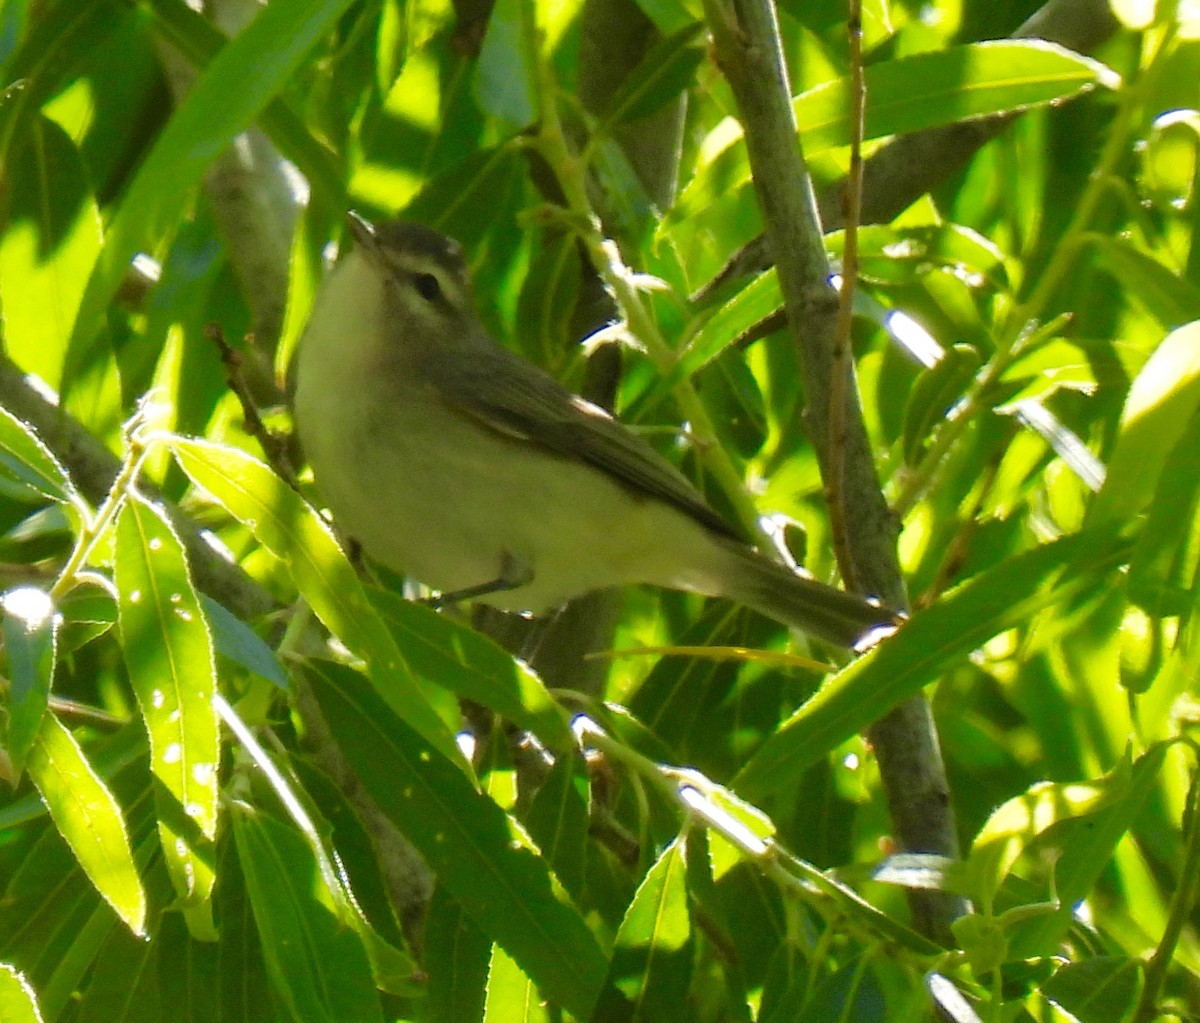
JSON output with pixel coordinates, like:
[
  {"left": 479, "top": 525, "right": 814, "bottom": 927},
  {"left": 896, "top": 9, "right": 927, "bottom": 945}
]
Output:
[
  {"left": 605, "top": 838, "right": 692, "bottom": 1015},
  {"left": 167, "top": 436, "right": 462, "bottom": 767},
  {"left": 66, "top": 0, "right": 358, "bottom": 382},
  {"left": 25, "top": 712, "right": 146, "bottom": 936},
  {"left": 1090, "top": 321, "right": 1200, "bottom": 530},
  {"left": 675, "top": 40, "right": 1115, "bottom": 224},
  {"left": 1, "top": 585, "right": 57, "bottom": 778},
  {"left": 232, "top": 806, "right": 383, "bottom": 1023},
  {"left": 0, "top": 964, "right": 43, "bottom": 1023}
]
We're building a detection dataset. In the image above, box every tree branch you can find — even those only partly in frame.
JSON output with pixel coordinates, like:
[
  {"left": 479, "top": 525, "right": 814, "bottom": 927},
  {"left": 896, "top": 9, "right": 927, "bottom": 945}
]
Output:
[{"left": 702, "top": 0, "right": 964, "bottom": 941}]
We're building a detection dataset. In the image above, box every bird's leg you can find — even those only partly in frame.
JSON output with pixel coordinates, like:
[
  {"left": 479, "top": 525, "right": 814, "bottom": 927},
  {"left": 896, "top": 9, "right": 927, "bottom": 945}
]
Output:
[{"left": 425, "top": 551, "right": 534, "bottom": 607}]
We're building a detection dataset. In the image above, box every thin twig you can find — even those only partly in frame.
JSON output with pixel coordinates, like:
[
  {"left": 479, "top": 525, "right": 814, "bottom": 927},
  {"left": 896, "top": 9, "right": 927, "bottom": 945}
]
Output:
[
  {"left": 206, "top": 323, "right": 298, "bottom": 486},
  {"left": 827, "top": 0, "right": 866, "bottom": 590}
]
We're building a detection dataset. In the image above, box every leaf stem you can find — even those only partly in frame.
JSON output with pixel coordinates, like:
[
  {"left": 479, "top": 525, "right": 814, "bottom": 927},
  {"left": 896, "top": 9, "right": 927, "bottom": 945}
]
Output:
[{"left": 524, "top": 3, "right": 773, "bottom": 550}]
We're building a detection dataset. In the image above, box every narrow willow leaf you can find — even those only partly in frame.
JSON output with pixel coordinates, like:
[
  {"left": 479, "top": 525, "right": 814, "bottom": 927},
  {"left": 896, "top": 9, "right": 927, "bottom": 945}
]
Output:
[
  {"left": 25, "top": 712, "right": 146, "bottom": 936},
  {"left": 134, "top": 0, "right": 343, "bottom": 206},
  {"left": 366, "top": 586, "right": 572, "bottom": 751},
  {"left": 0, "top": 405, "right": 78, "bottom": 505},
  {"left": 828, "top": 223, "right": 1011, "bottom": 290},
  {"left": 57, "top": 577, "right": 118, "bottom": 654},
  {"left": 168, "top": 436, "right": 461, "bottom": 767},
  {"left": 309, "top": 662, "right": 612, "bottom": 1019},
  {"left": 1089, "top": 321, "right": 1200, "bottom": 531},
  {"left": 1040, "top": 956, "right": 1143, "bottom": 1023},
  {"left": 1010, "top": 742, "right": 1172, "bottom": 958},
  {"left": 525, "top": 753, "right": 590, "bottom": 901},
  {"left": 77, "top": 856, "right": 175, "bottom": 1023},
  {"left": 675, "top": 270, "right": 783, "bottom": 391},
  {"left": 0, "top": 964, "right": 43, "bottom": 1023},
  {"left": 0, "top": 0, "right": 125, "bottom": 212},
  {"left": 514, "top": 230, "right": 581, "bottom": 369},
  {"left": 212, "top": 831, "right": 272, "bottom": 1023},
  {"left": 200, "top": 594, "right": 289, "bottom": 690},
  {"left": 1, "top": 586, "right": 57, "bottom": 778},
  {"left": 115, "top": 491, "right": 219, "bottom": 919},
  {"left": 473, "top": 0, "right": 534, "bottom": 126},
  {"left": 606, "top": 839, "right": 692, "bottom": 1017},
  {"left": 232, "top": 806, "right": 383, "bottom": 1023},
  {"left": 0, "top": 805, "right": 107, "bottom": 979},
  {"left": 425, "top": 886, "right": 490, "bottom": 1023},
  {"left": 153, "top": 914, "right": 219, "bottom": 1023},
  {"left": 734, "top": 531, "right": 1131, "bottom": 798},
  {"left": 0, "top": 114, "right": 101, "bottom": 392},
  {"left": 965, "top": 776, "right": 1114, "bottom": 909},
  {"left": 1086, "top": 235, "right": 1200, "bottom": 328},
  {"left": 674, "top": 40, "right": 1114, "bottom": 225},
  {"left": 597, "top": 21, "right": 705, "bottom": 129},
  {"left": 66, "top": 0, "right": 358, "bottom": 381},
  {"left": 483, "top": 944, "right": 549, "bottom": 1023},
  {"left": 903, "top": 344, "right": 982, "bottom": 466},
  {"left": 1128, "top": 409, "right": 1200, "bottom": 615}
]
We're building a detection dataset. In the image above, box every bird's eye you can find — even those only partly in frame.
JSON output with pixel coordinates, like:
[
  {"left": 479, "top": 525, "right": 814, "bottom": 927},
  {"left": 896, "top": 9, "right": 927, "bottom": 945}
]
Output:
[{"left": 414, "top": 273, "right": 441, "bottom": 302}]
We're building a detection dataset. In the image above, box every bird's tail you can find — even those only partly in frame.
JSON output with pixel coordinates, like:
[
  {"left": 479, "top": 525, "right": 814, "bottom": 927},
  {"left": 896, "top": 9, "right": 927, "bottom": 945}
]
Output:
[{"left": 716, "top": 541, "right": 901, "bottom": 649}]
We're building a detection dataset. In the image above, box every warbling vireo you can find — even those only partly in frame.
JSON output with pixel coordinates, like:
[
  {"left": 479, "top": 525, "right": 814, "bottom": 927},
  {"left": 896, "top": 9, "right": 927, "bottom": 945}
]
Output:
[{"left": 293, "top": 215, "right": 898, "bottom": 649}]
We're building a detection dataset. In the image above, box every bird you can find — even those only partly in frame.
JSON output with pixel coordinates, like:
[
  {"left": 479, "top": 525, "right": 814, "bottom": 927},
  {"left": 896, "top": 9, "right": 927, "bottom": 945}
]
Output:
[{"left": 292, "top": 215, "right": 898, "bottom": 649}]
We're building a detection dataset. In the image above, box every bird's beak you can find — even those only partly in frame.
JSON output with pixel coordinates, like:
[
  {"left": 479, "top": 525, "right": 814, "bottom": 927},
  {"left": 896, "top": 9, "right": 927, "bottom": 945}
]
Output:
[{"left": 346, "top": 210, "right": 376, "bottom": 249}]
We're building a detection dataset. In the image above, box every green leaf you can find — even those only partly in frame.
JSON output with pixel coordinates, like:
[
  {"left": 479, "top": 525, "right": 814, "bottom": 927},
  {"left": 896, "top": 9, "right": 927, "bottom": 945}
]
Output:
[
  {"left": 232, "top": 806, "right": 383, "bottom": 1023},
  {"left": 308, "top": 661, "right": 612, "bottom": 1019},
  {"left": 0, "top": 114, "right": 101, "bottom": 393},
  {"left": 115, "top": 491, "right": 219, "bottom": 920},
  {"left": 483, "top": 944, "right": 548, "bottom": 1023},
  {"left": 828, "top": 223, "right": 1011, "bottom": 290},
  {"left": 57, "top": 577, "right": 118, "bottom": 654},
  {"left": 201, "top": 594, "right": 290, "bottom": 690},
  {"left": 1127, "top": 403, "right": 1200, "bottom": 615},
  {"left": 674, "top": 270, "right": 783, "bottom": 389},
  {"left": 606, "top": 838, "right": 693, "bottom": 1016},
  {"left": 514, "top": 230, "right": 582, "bottom": 369},
  {"left": 25, "top": 712, "right": 146, "bottom": 936},
  {"left": 0, "top": 964, "right": 43, "bottom": 1023},
  {"left": 965, "top": 776, "right": 1113, "bottom": 909},
  {"left": 473, "top": 0, "right": 534, "bottom": 126},
  {"left": 1086, "top": 235, "right": 1200, "bottom": 328},
  {"left": 115, "top": 492, "right": 219, "bottom": 842},
  {"left": 903, "top": 344, "right": 982, "bottom": 465},
  {"left": 167, "top": 436, "right": 462, "bottom": 767},
  {"left": 137, "top": 0, "right": 343, "bottom": 207},
  {"left": 0, "top": 405, "right": 78, "bottom": 505},
  {"left": 807, "top": 40, "right": 1114, "bottom": 152},
  {"left": 366, "top": 586, "right": 572, "bottom": 751},
  {"left": 630, "top": 0, "right": 697, "bottom": 34},
  {"left": 1, "top": 586, "right": 57, "bottom": 778},
  {"left": 598, "top": 21, "right": 705, "bottom": 129},
  {"left": 0, "top": 821, "right": 111, "bottom": 1005},
  {"left": 1010, "top": 743, "right": 1173, "bottom": 958},
  {"left": 424, "top": 886, "right": 490, "bottom": 1023},
  {"left": 209, "top": 833, "right": 274, "bottom": 1023},
  {"left": 1041, "top": 957, "right": 1143, "bottom": 1023},
  {"left": 0, "top": 0, "right": 125, "bottom": 174},
  {"left": 733, "top": 531, "right": 1131, "bottom": 798},
  {"left": 1089, "top": 321, "right": 1200, "bottom": 530},
  {"left": 66, "top": 0, "right": 358, "bottom": 383},
  {"left": 675, "top": 40, "right": 1114, "bottom": 224},
  {"left": 525, "top": 752, "right": 590, "bottom": 901},
  {"left": 77, "top": 898, "right": 163, "bottom": 1023}
]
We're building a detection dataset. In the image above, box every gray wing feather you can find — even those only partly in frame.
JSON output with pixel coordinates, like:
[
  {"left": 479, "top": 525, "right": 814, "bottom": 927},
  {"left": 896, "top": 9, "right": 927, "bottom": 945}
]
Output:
[{"left": 424, "top": 345, "right": 742, "bottom": 541}]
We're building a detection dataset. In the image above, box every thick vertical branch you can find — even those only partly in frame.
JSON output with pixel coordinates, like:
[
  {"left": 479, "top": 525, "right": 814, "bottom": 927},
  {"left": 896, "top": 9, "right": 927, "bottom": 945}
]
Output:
[{"left": 702, "top": 0, "right": 964, "bottom": 940}]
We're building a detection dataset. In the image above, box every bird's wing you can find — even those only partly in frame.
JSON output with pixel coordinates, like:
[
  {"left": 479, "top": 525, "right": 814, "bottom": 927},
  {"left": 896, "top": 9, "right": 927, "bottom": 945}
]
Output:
[{"left": 425, "top": 346, "right": 742, "bottom": 541}]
